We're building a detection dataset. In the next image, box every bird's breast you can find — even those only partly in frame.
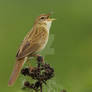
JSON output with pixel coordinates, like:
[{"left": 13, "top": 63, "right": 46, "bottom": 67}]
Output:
[{"left": 39, "top": 29, "right": 49, "bottom": 50}]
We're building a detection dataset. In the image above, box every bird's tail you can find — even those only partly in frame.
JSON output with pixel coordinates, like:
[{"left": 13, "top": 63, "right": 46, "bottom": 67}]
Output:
[{"left": 8, "top": 58, "right": 26, "bottom": 86}]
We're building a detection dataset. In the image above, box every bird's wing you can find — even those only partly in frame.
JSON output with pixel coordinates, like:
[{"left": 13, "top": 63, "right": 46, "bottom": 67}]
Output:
[
  {"left": 16, "top": 42, "right": 40, "bottom": 60},
  {"left": 16, "top": 26, "right": 47, "bottom": 60}
]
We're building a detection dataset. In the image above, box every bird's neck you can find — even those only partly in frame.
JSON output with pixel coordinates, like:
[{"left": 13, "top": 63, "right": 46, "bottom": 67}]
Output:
[{"left": 34, "top": 21, "right": 52, "bottom": 33}]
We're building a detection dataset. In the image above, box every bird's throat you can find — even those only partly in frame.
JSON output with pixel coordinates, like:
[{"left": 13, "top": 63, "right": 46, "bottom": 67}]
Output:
[{"left": 45, "top": 21, "right": 52, "bottom": 32}]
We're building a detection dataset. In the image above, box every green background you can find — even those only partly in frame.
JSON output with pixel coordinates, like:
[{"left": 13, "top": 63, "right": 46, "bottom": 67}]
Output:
[{"left": 0, "top": 0, "right": 92, "bottom": 92}]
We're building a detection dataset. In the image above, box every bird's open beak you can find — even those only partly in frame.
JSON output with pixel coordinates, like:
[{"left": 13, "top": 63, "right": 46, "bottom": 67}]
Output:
[
  {"left": 47, "top": 18, "right": 56, "bottom": 21},
  {"left": 51, "top": 18, "right": 56, "bottom": 21}
]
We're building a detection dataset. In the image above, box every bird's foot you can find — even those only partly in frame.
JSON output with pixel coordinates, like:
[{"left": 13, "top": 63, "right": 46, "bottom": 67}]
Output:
[
  {"left": 37, "top": 55, "right": 44, "bottom": 63},
  {"left": 32, "top": 54, "right": 44, "bottom": 63}
]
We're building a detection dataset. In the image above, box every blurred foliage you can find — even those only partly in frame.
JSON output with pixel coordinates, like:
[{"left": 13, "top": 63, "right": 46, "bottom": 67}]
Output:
[{"left": 0, "top": 0, "right": 92, "bottom": 92}]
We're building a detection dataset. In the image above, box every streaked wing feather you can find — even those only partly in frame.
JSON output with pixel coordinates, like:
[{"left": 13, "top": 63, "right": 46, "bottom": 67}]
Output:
[{"left": 16, "top": 43, "right": 40, "bottom": 59}]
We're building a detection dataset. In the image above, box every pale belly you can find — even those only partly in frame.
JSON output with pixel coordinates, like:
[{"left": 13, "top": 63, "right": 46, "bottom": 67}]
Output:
[{"left": 41, "top": 36, "right": 48, "bottom": 50}]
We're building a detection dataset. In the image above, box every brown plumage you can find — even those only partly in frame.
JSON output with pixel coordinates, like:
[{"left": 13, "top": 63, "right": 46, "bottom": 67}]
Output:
[
  {"left": 8, "top": 58, "right": 25, "bottom": 86},
  {"left": 8, "top": 14, "right": 55, "bottom": 86}
]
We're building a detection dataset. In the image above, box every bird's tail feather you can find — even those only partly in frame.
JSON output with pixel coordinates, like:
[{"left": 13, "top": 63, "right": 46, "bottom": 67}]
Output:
[{"left": 8, "top": 58, "right": 25, "bottom": 86}]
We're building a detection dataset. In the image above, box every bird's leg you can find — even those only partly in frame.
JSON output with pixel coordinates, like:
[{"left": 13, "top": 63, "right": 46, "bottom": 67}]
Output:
[
  {"left": 34, "top": 54, "right": 44, "bottom": 63},
  {"left": 32, "top": 54, "right": 44, "bottom": 63}
]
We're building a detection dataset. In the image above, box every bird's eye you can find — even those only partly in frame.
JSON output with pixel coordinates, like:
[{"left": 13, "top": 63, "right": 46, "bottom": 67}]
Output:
[{"left": 40, "top": 17, "right": 45, "bottom": 20}]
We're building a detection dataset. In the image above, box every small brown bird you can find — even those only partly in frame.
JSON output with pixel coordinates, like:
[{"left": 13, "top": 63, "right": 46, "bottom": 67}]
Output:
[{"left": 8, "top": 14, "right": 55, "bottom": 86}]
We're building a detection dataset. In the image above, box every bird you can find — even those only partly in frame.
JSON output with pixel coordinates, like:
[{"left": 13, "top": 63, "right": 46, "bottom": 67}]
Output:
[{"left": 8, "top": 14, "right": 55, "bottom": 86}]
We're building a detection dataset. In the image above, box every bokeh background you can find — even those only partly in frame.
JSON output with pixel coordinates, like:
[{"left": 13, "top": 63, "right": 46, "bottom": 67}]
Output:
[{"left": 0, "top": 0, "right": 92, "bottom": 92}]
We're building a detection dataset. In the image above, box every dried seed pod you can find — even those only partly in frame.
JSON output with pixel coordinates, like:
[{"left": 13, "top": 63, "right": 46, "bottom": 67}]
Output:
[
  {"left": 24, "top": 81, "right": 30, "bottom": 87},
  {"left": 21, "top": 56, "right": 54, "bottom": 92},
  {"left": 21, "top": 68, "right": 29, "bottom": 76},
  {"left": 61, "top": 89, "right": 67, "bottom": 92}
]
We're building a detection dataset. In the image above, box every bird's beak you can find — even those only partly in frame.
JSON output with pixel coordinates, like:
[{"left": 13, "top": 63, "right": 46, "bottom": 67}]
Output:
[
  {"left": 47, "top": 18, "right": 56, "bottom": 21},
  {"left": 51, "top": 18, "right": 56, "bottom": 21}
]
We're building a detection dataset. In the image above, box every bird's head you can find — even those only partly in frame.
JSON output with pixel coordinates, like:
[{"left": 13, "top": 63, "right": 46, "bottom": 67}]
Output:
[{"left": 34, "top": 14, "right": 55, "bottom": 30}]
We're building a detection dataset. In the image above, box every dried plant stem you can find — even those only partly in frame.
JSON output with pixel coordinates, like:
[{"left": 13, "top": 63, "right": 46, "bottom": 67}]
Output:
[{"left": 40, "top": 83, "right": 42, "bottom": 92}]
